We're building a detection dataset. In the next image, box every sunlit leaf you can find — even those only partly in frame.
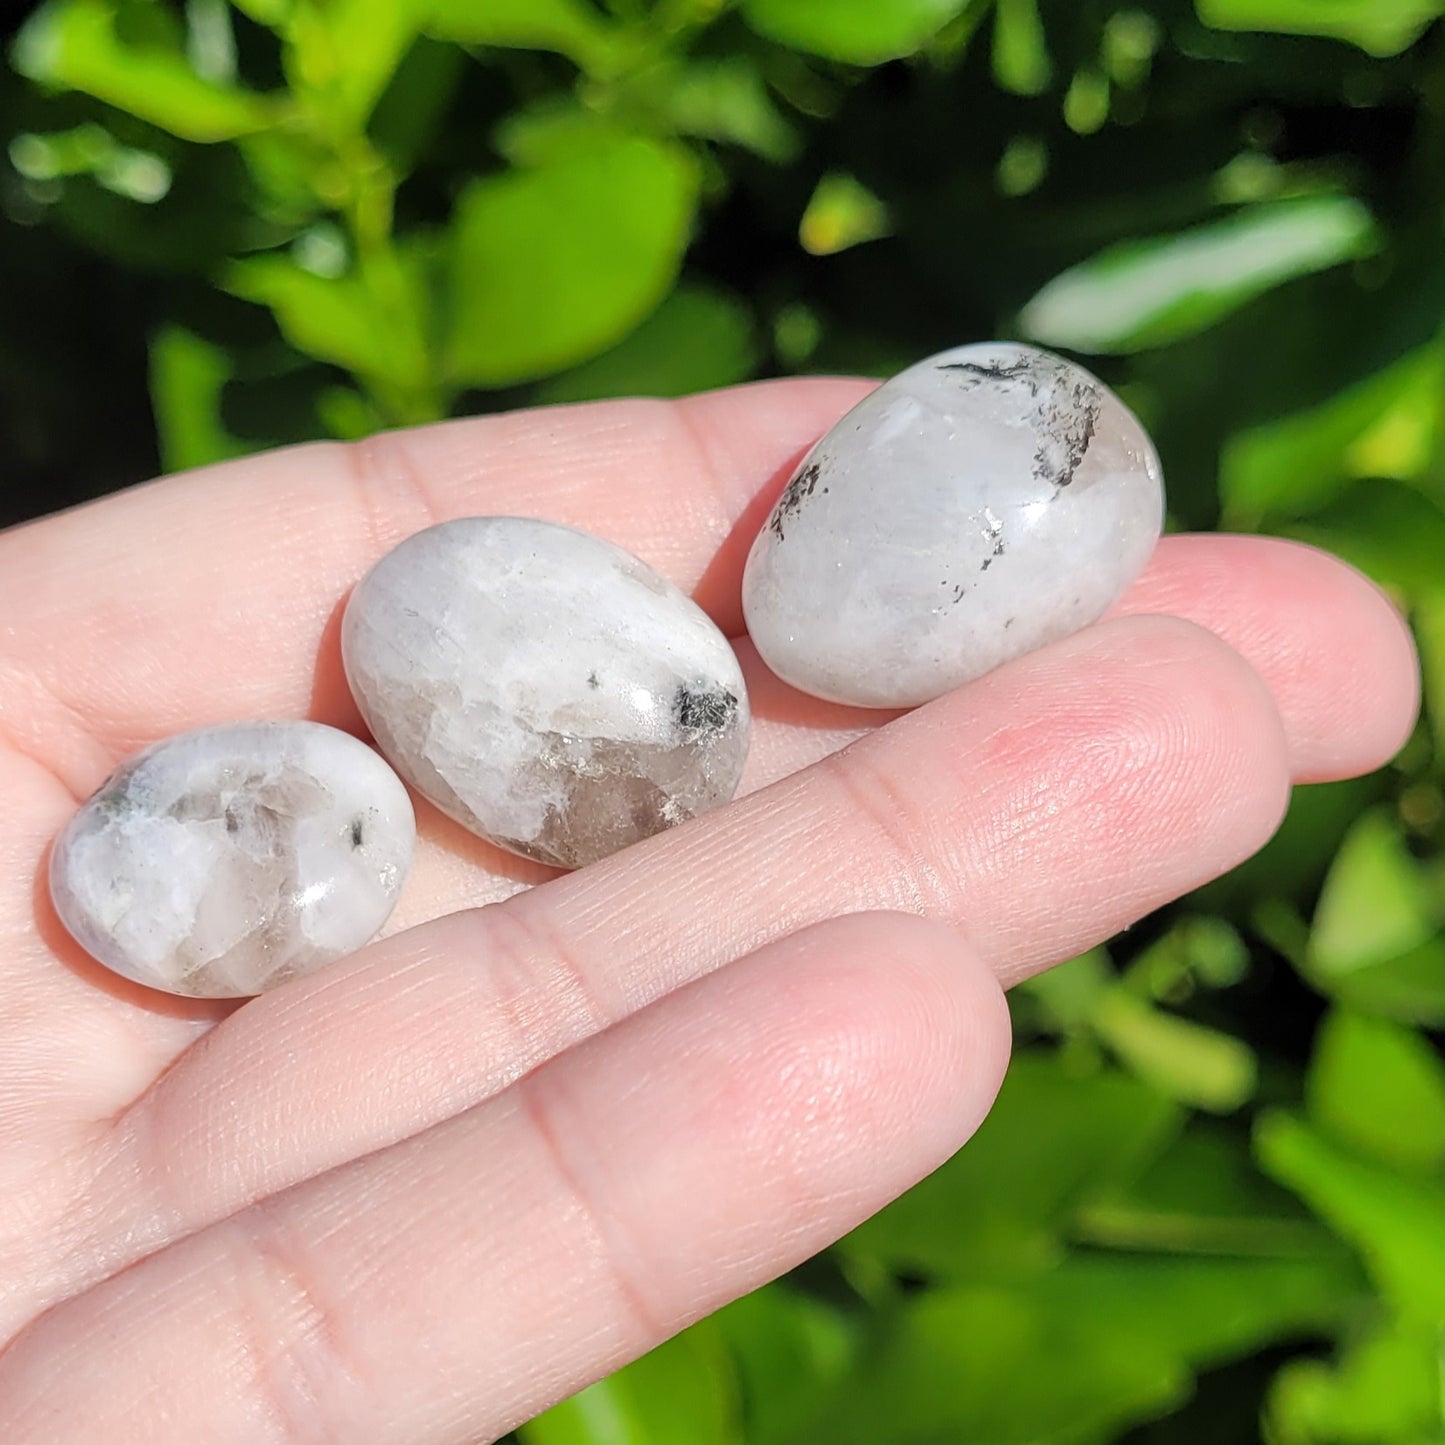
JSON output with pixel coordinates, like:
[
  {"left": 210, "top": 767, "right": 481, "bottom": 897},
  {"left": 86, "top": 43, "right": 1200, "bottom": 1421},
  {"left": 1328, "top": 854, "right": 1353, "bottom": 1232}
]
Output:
[
  {"left": 842, "top": 1053, "right": 1181, "bottom": 1279},
  {"left": 629, "top": 58, "right": 801, "bottom": 163},
  {"left": 992, "top": 0, "right": 1052, "bottom": 95},
  {"left": 1309, "top": 809, "right": 1437, "bottom": 977},
  {"left": 1092, "top": 992, "right": 1258, "bottom": 1113},
  {"left": 13, "top": 0, "right": 278, "bottom": 142},
  {"left": 741, "top": 0, "right": 978, "bottom": 65},
  {"left": 1284, "top": 478, "right": 1445, "bottom": 598},
  {"left": 148, "top": 325, "right": 249, "bottom": 471},
  {"left": 425, "top": 0, "right": 617, "bottom": 72},
  {"left": 283, "top": 0, "right": 419, "bottom": 129},
  {"left": 1257, "top": 1111, "right": 1445, "bottom": 1320},
  {"left": 1197, "top": 0, "right": 1445, "bottom": 58},
  {"left": 1307, "top": 1009, "right": 1445, "bottom": 1172},
  {"left": 1220, "top": 345, "right": 1444, "bottom": 527},
  {"left": 537, "top": 285, "right": 757, "bottom": 403},
  {"left": 519, "top": 1321, "right": 741, "bottom": 1445},
  {"left": 1266, "top": 1317, "right": 1445, "bottom": 1443},
  {"left": 1019, "top": 197, "right": 1379, "bottom": 354},
  {"left": 799, "top": 171, "right": 892, "bottom": 256},
  {"left": 444, "top": 133, "right": 698, "bottom": 387}
]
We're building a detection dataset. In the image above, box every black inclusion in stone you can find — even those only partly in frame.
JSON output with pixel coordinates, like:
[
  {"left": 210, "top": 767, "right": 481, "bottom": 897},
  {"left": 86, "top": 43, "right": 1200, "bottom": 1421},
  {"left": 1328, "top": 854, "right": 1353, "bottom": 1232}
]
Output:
[
  {"left": 938, "top": 358, "right": 1038, "bottom": 389},
  {"left": 673, "top": 683, "right": 739, "bottom": 737},
  {"left": 768, "top": 461, "right": 823, "bottom": 542},
  {"left": 1033, "top": 379, "right": 1101, "bottom": 490},
  {"left": 350, "top": 815, "right": 365, "bottom": 848}
]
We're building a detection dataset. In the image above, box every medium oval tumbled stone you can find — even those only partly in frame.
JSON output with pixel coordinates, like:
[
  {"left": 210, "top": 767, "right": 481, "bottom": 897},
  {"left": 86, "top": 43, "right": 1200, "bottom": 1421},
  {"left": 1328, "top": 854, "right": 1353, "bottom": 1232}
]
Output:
[
  {"left": 49, "top": 721, "right": 415, "bottom": 998},
  {"left": 742, "top": 342, "right": 1165, "bottom": 708},
  {"left": 342, "top": 517, "right": 750, "bottom": 869}
]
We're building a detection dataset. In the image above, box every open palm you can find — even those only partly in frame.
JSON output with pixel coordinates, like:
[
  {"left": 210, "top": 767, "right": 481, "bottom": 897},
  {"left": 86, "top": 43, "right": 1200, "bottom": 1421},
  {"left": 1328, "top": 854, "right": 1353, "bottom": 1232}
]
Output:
[{"left": 0, "top": 379, "right": 1419, "bottom": 1443}]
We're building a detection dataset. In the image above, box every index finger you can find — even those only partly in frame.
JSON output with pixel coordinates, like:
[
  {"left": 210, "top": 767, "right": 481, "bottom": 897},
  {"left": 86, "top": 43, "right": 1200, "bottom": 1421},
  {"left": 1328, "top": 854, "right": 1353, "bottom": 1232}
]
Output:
[{"left": 0, "top": 379, "right": 871, "bottom": 790}]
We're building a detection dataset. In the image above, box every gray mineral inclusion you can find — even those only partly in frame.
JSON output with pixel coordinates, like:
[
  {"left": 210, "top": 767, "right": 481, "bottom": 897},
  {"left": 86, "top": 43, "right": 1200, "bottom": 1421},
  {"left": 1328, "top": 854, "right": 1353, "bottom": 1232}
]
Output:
[
  {"left": 742, "top": 342, "right": 1165, "bottom": 708},
  {"left": 342, "top": 517, "right": 750, "bottom": 869},
  {"left": 50, "top": 721, "right": 415, "bottom": 998}
]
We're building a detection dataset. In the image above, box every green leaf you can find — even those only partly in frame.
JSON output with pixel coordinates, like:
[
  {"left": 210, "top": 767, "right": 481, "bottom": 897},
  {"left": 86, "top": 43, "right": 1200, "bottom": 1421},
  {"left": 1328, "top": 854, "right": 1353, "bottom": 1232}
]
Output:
[
  {"left": 1196, "top": 0, "right": 1445, "bottom": 58},
  {"left": 1417, "top": 589, "right": 1445, "bottom": 756},
  {"left": 1307, "top": 1010, "right": 1445, "bottom": 1172},
  {"left": 148, "top": 325, "right": 250, "bottom": 471},
  {"left": 1257, "top": 1111, "right": 1445, "bottom": 1321},
  {"left": 1312, "top": 939, "right": 1445, "bottom": 1028},
  {"left": 1220, "top": 345, "right": 1445, "bottom": 528},
  {"left": 1028, "top": 1253, "right": 1357, "bottom": 1370},
  {"left": 1078, "top": 1125, "right": 1327, "bottom": 1256},
  {"left": 13, "top": 0, "right": 278, "bottom": 142},
  {"left": 615, "top": 58, "right": 801, "bottom": 163},
  {"left": 1091, "top": 992, "right": 1258, "bottom": 1113},
  {"left": 536, "top": 285, "right": 758, "bottom": 403},
  {"left": 801, "top": 1285, "right": 1190, "bottom": 1445},
  {"left": 805, "top": 1246, "right": 1357, "bottom": 1445},
  {"left": 1267, "top": 1317, "right": 1445, "bottom": 1443},
  {"left": 1125, "top": 917, "right": 1251, "bottom": 996},
  {"left": 1019, "top": 198, "right": 1379, "bottom": 354},
  {"left": 225, "top": 251, "right": 432, "bottom": 412},
  {"left": 842, "top": 1053, "right": 1181, "bottom": 1279},
  {"left": 1309, "top": 809, "right": 1438, "bottom": 979},
  {"left": 444, "top": 133, "right": 699, "bottom": 387},
  {"left": 799, "top": 171, "right": 893, "bottom": 256},
  {"left": 992, "top": 0, "right": 1052, "bottom": 95},
  {"left": 1284, "top": 479, "right": 1445, "bottom": 599},
  {"left": 283, "top": 0, "right": 419, "bottom": 130},
  {"left": 424, "top": 0, "right": 617, "bottom": 72},
  {"left": 740, "top": 0, "right": 977, "bottom": 65},
  {"left": 519, "top": 1321, "right": 741, "bottom": 1445},
  {"left": 712, "top": 1286, "right": 855, "bottom": 1445},
  {"left": 1018, "top": 948, "right": 1112, "bottom": 1031}
]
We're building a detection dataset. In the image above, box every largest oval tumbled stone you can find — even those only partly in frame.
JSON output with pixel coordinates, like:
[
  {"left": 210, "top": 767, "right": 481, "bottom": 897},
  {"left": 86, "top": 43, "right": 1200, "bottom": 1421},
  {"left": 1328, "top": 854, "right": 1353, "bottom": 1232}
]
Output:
[
  {"left": 342, "top": 517, "right": 750, "bottom": 869},
  {"left": 50, "top": 721, "right": 415, "bottom": 998},
  {"left": 742, "top": 342, "right": 1165, "bottom": 708}
]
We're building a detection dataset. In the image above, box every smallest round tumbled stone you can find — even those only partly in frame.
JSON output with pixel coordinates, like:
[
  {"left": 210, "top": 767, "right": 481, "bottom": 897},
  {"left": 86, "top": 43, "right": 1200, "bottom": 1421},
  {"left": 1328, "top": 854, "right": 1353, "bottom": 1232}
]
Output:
[{"left": 49, "top": 720, "right": 415, "bottom": 998}]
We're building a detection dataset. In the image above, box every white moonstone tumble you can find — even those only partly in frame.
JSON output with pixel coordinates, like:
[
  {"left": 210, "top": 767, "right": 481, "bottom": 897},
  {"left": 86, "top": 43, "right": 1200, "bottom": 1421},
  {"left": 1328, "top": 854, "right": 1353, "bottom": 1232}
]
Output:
[
  {"left": 742, "top": 342, "right": 1164, "bottom": 707},
  {"left": 342, "top": 517, "right": 749, "bottom": 869},
  {"left": 49, "top": 721, "right": 415, "bottom": 998}
]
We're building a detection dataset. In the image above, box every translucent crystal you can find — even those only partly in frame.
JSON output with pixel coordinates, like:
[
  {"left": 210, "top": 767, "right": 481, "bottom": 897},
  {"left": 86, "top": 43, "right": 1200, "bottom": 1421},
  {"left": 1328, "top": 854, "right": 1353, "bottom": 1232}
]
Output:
[
  {"left": 342, "top": 517, "right": 749, "bottom": 869},
  {"left": 742, "top": 342, "right": 1165, "bottom": 708},
  {"left": 50, "top": 721, "right": 415, "bottom": 997}
]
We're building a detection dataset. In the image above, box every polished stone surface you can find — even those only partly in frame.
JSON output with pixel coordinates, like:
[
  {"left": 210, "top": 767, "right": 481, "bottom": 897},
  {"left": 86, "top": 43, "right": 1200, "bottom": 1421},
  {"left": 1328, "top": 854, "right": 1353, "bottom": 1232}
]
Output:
[
  {"left": 50, "top": 721, "right": 415, "bottom": 998},
  {"left": 342, "top": 517, "right": 749, "bottom": 869},
  {"left": 742, "top": 342, "right": 1165, "bottom": 708}
]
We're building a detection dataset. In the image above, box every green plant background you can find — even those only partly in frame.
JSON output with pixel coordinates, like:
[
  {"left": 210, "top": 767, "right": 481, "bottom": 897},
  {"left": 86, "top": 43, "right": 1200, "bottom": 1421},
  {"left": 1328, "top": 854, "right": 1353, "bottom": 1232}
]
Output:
[{"left": 4, "top": 0, "right": 1445, "bottom": 1440}]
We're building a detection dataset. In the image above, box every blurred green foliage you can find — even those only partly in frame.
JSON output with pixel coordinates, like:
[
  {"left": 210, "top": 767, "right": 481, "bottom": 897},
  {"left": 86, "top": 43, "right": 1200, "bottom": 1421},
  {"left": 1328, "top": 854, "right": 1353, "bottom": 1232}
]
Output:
[{"left": 4, "top": 0, "right": 1445, "bottom": 1439}]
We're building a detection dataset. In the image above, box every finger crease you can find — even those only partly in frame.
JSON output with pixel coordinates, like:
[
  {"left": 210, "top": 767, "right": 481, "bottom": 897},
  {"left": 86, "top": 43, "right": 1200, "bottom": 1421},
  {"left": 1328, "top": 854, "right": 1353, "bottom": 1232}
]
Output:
[
  {"left": 474, "top": 899, "right": 615, "bottom": 1078},
  {"left": 343, "top": 430, "right": 447, "bottom": 561},
  {"left": 819, "top": 746, "right": 950, "bottom": 921},
  {"left": 517, "top": 1075, "right": 664, "bottom": 1344},
  {"left": 239, "top": 1211, "right": 365, "bottom": 1445}
]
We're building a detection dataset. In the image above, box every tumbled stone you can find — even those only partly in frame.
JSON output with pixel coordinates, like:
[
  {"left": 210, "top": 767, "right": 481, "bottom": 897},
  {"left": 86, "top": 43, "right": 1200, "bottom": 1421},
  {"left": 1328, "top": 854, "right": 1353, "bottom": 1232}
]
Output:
[
  {"left": 342, "top": 517, "right": 749, "bottom": 869},
  {"left": 49, "top": 721, "right": 415, "bottom": 998},
  {"left": 742, "top": 342, "right": 1165, "bottom": 708}
]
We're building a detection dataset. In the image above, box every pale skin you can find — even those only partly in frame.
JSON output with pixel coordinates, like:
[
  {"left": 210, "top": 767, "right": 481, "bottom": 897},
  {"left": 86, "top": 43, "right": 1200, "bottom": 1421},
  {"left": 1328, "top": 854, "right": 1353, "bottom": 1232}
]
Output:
[{"left": 0, "top": 378, "right": 1421, "bottom": 1443}]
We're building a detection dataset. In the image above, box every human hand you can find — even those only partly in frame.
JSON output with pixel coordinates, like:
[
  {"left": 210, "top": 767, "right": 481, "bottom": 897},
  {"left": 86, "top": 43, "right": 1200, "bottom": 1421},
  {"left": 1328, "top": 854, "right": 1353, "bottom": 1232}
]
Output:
[{"left": 0, "top": 380, "right": 1419, "bottom": 1442}]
